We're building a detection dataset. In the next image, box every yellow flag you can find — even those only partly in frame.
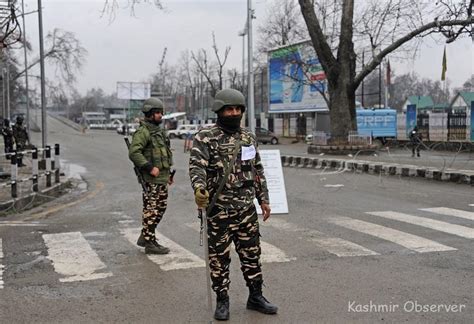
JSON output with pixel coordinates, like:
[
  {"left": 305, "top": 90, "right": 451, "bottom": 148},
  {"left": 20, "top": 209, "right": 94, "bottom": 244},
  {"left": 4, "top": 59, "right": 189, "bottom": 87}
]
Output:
[{"left": 441, "top": 46, "right": 447, "bottom": 81}]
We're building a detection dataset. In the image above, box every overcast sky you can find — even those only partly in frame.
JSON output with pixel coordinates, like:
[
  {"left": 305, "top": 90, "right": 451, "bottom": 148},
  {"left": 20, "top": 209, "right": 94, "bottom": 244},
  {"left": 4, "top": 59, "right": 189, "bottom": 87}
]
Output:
[{"left": 19, "top": 0, "right": 473, "bottom": 96}]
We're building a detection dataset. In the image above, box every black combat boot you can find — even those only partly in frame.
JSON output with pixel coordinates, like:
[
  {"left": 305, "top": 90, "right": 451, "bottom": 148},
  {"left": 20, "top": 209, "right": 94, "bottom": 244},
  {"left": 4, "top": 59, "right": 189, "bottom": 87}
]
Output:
[
  {"left": 246, "top": 282, "right": 278, "bottom": 314},
  {"left": 136, "top": 233, "right": 146, "bottom": 247},
  {"left": 144, "top": 240, "right": 170, "bottom": 254},
  {"left": 214, "top": 291, "right": 230, "bottom": 321}
]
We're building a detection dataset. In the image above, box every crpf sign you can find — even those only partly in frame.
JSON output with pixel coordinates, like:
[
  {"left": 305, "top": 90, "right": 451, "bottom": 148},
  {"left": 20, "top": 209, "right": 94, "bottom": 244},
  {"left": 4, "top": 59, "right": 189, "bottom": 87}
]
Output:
[
  {"left": 357, "top": 115, "right": 394, "bottom": 127},
  {"left": 356, "top": 109, "right": 397, "bottom": 138}
]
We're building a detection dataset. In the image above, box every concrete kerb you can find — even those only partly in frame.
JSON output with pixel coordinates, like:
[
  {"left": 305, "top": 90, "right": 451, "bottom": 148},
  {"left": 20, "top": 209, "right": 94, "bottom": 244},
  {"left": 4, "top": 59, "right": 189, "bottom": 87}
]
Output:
[{"left": 281, "top": 155, "right": 474, "bottom": 186}]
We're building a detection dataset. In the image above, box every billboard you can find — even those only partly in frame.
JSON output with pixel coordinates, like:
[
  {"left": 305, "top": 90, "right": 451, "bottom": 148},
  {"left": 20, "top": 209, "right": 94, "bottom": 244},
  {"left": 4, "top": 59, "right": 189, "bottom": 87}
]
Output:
[
  {"left": 471, "top": 101, "right": 474, "bottom": 141},
  {"left": 406, "top": 104, "right": 417, "bottom": 135},
  {"left": 116, "top": 82, "right": 151, "bottom": 100},
  {"left": 268, "top": 41, "right": 328, "bottom": 113}
]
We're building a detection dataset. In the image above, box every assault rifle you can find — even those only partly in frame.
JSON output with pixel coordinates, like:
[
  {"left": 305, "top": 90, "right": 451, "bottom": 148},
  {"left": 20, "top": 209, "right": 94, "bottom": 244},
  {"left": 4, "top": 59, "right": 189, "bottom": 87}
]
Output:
[{"left": 124, "top": 137, "right": 149, "bottom": 195}]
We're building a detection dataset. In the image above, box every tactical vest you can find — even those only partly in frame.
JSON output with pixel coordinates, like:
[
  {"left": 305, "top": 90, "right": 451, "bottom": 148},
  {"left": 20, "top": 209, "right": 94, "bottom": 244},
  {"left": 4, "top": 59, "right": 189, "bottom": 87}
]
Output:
[{"left": 144, "top": 126, "right": 173, "bottom": 170}]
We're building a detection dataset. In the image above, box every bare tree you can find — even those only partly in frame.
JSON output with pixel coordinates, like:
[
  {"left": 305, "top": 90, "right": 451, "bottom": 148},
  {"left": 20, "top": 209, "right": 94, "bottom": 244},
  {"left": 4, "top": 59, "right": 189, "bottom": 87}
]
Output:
[
  {"left": 226, "top": 68, "right": 243, "bottom": 92},
  {"left": 460, "top": 75, "right": 474, "bottom": 91},
  {"left": 298, "top": 0, "right": 473, "bottom": 142},
  {"left": 101, "top": 0, "right": 164, "bottom": 20},
  {"left": 257, "top": 0, "right": 308, "bottom": 53},
  {"left": 178, "top": 50, "right": 200, "bottom": 114},
  {"left": 191, "top": 33, "right": 231, "bottom": 98},
  {"left": 14, "top": 28, "right": 87, "bottom": 86}
]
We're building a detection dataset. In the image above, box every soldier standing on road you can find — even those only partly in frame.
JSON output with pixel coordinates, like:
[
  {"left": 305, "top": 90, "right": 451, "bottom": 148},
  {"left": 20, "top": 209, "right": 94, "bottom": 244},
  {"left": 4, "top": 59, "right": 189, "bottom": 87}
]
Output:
[
  {"left": 12, "top": 116, "right": 29, "bottom": 167},
  {"left": 1, "top": 119, "right": 14, "bottom": 159},
  {"left": 128, "top": 98, "right": 174, "bottom": 255},
  {"left": 409, "top": 126, "right": 422, "bottom": 157},
  {"left": 189, "top": 89, "right": 278, "bottom": 321}
]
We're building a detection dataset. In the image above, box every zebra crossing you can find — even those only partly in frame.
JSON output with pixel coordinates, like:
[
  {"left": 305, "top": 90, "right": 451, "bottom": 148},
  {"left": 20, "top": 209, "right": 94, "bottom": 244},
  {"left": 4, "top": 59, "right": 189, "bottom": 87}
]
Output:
[
  {"left": 42, "top": 232, "right": 113, "bottom": 282},
  {"left": 0, "top": 206, "right": 472, "bottom": 288}
]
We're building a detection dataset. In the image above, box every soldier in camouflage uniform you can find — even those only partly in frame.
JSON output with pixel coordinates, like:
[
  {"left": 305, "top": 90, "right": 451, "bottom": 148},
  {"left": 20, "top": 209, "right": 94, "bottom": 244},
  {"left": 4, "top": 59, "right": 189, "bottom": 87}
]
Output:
[
  {"left": 128, "top": 97, "right": 173, "bottom": 255},
  {"left": 189, "top": 89, "right": 278, "bottom": 321},
  {"left": 1, "top": 119, "right": 14, "bottom": 159},
  {"left": 12, "top": 116, "right": 29, "bottom": 167}
]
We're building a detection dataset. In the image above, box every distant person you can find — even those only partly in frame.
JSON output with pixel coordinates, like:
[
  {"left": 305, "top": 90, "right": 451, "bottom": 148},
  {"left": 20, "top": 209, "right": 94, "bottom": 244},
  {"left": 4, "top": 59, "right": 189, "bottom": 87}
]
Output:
[
  {"left": 409, "top": 126, "right": 422, "bottom": 157},
  {"left": 12, "top": 116, "right": 29, "bottom": 166},
  {"left": 1, "top": 119, "right": 14, "bottom": 159},
  {"left": 292, "top": 113, "right": 305, "bottom": 143},
  {"left": 128, "top": 97, "right": 174, "bottom": 254}
]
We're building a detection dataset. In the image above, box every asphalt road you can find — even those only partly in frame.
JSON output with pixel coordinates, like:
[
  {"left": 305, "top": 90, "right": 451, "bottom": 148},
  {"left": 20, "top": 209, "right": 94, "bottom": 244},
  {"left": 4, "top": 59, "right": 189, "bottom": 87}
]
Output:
[{"left": 0, "top": 118, "right": 473, "bottom": 323}]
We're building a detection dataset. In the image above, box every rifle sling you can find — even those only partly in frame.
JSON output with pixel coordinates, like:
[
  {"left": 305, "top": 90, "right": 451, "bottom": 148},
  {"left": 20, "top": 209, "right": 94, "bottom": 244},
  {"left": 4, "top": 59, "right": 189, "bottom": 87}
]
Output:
[{"left": 206, "top": 139, "right": 241, "bottom": 216}]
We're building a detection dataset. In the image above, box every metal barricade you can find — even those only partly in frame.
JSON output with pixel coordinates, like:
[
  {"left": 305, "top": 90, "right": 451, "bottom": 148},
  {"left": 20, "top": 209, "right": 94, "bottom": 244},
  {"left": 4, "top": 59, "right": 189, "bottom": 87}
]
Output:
[
  {"left": 0, "top": 144, "right": 62, "bottom": 199},
  {"left": 311, "top": 131, "right": 330, "bottom": 145},
  {"left": 348, "top": 131, "right": 372, "bottom": 145}
]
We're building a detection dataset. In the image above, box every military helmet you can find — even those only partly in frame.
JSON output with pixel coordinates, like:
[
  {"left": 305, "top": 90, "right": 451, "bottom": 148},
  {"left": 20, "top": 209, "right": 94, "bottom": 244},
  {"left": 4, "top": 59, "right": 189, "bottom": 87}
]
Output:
[
  {"left": 142, "top": 97, "right": 164, "bottom": 113},
  {"left": 212, "top": 89, "right": 246, "bottom": 113}
]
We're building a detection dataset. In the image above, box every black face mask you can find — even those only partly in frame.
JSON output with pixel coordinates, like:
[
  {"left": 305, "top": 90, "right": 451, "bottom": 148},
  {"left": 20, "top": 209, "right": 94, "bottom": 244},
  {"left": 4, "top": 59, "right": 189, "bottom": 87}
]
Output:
[{"left": 217, "top": 115, "right": 242, "bottom": 133}]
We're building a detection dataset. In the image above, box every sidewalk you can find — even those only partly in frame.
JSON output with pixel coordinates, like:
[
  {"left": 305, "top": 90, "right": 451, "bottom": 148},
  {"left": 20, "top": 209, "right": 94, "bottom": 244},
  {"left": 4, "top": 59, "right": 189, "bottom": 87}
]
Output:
[{"left": 279, "top": 146, "right": 474, "bottom": 185}]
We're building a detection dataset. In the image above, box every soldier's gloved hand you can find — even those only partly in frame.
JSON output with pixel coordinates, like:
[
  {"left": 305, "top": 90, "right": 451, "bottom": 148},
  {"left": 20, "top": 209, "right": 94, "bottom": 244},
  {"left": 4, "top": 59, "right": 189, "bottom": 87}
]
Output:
[{"left": 194, "top": 188, "right": 209, "bottom": 208}]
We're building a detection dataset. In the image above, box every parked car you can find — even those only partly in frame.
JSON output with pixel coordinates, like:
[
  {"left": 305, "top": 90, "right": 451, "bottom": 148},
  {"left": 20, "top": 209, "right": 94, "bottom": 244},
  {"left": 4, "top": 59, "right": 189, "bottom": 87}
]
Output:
[
  {"left": 116, "top": 123, "right": 138, "bottom": 135},
  {"left": 255, "top": 127, "right": 279, "bottom": 145},
  {"left": 167, "top": 124, "right": 199, "bottom": 139}
]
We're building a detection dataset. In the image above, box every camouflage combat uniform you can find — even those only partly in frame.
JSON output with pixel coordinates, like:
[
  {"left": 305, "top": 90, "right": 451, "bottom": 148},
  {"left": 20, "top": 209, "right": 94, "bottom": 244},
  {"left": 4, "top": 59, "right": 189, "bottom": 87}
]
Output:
[
  {"left": 1, "top": 121, "right": 14, "bottom": 156},
  {"left": 189, "top": 125, "right": 269, "bottom": 294},
  {"left": 128, "top": 120, "right": 173, "bottom": 243},
  {"left": 12, "top": 121, "right": 28, "bottom": 151}
]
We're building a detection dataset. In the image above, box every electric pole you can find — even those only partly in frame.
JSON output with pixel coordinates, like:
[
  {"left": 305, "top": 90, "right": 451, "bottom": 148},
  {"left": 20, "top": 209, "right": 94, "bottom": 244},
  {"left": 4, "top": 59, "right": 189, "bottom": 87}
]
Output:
[{"left": 158, "top": 47, "right": 167, "bottom": 106}]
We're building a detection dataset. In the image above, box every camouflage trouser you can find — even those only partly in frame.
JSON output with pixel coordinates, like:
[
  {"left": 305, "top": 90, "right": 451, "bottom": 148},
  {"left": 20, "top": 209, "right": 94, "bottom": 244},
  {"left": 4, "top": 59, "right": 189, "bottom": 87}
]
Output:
[
  {"left": 142, "top": 183, "right": 168, "bottom": 242},
  {"left": 207, "top": 205, "right": 262, "bottom": 293}
]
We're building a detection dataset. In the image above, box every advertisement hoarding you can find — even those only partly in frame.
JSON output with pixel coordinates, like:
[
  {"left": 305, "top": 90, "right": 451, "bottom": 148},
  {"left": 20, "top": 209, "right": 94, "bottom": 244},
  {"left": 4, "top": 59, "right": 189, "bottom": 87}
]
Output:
[
  {"left": 471, "top": 101, "right": 474, "bottom": 141},
  {"left": 406, "top": 104, "right": 417, "bottom": 135},
  {"left": 116, "top": 82, "right": 151, "bottom": 100},
  {"left": 268, "top": 41, "right": 328, "bottom": 113}
]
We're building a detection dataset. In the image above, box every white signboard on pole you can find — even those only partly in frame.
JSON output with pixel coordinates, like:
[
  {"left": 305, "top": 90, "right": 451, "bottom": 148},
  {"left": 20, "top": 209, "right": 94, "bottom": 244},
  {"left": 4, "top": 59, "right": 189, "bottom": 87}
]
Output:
[
  {"left": 116, "top": 82, "right": 151, "bottom": 100},
  {"left": 255, "top": 149, "right": 289, "bottom": 214}
]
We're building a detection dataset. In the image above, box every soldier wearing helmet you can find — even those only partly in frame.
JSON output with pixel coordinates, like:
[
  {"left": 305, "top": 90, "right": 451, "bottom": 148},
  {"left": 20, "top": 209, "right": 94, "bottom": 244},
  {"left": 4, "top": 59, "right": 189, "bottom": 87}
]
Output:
[
  {"left": 128, "top": 97, "right": 174, "bottom": 254},
  {"left": 1, "top": 119, "right": 14, "bottom": 159},
  {"left": 189, "top": 89, "right": 278, "bottom": 320},
  {"left": 12, "top": 115, "right": 29, "bottom": 167}
]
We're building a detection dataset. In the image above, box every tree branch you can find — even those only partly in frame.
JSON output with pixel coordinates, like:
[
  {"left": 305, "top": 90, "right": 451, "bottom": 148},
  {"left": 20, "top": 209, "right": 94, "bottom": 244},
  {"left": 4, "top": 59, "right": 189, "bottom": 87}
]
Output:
[{"left": 354, "top": 17, "right": 474, "bottom": 88}]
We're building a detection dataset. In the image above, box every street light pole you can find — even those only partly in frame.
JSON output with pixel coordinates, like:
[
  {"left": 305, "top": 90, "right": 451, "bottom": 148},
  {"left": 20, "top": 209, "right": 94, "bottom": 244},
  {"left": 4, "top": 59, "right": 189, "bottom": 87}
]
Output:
[
  {"left": 238, "top": 30, "right": 246, "bottom": 93},
  {"left": 37, "top": 0, "right": 47, "bottom": 148},
  {"left": 247, "top": 0, "right": 255, "bottom": 133},
  {"left": 21, "top": 0, "right": 30, "bottom": 135}
]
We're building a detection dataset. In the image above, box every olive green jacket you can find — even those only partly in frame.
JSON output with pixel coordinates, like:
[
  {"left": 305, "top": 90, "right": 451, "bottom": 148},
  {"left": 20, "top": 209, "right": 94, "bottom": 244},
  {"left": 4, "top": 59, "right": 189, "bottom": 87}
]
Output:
[{"left": 128, "top": 120, "right": 173, "bottom": 184}]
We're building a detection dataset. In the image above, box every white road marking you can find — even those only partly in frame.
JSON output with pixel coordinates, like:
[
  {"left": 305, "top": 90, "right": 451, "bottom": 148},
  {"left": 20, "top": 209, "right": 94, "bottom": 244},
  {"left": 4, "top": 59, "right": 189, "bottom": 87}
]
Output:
[
  {"left": 420, "top": 207, "right": 474, "bottom": 221},
  {"left": 121, "top": 227, "right": 204, "bottom": 271},
  {"left": 367, "top": 211, "right": 474, "bottom": 239},
  {"left": 329, "top": 217, "right": 456, "bottom": 253},
  {"left": 0, "top": 221, "right": 42, "bottom": 227},
  {"left": 118, "top": 220, "right": 136, "bottom": 224},
  {"left": 43, "top": 232, "right": 113, "bottom": 282},
  {"left": 469, "top": 204, "right": 474, "bottom": 207},
  {"left": 324, "top": 184, "right": 344, "bottom": 188},
  {"left": 185, "top": 222, "right": 294, "bottom": 263},
  {"left": 266, "top": 218, "right": 378, "bottom": 257},
  {"left": 0, "top": 239, "right": 4, "bottom": 289}
]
